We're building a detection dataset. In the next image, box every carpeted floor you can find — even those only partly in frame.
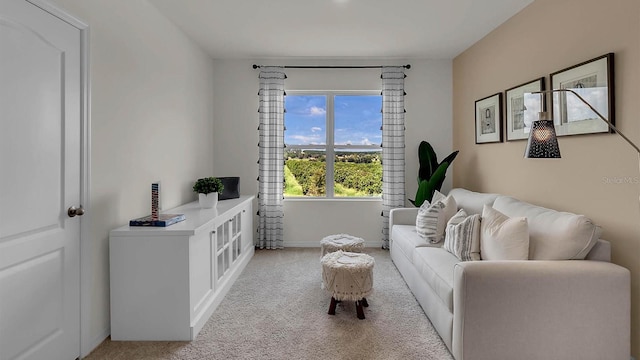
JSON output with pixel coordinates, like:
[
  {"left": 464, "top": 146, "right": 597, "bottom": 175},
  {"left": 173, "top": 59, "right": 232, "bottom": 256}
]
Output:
[{"left": 85, "top": 248, "right": 453, "bottom": 360}]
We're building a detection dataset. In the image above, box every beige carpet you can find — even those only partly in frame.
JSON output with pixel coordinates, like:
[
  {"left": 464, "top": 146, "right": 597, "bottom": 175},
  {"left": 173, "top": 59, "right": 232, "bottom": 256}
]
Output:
[{"left": 85, "top": 248, "right": 453, "bottom": 360}]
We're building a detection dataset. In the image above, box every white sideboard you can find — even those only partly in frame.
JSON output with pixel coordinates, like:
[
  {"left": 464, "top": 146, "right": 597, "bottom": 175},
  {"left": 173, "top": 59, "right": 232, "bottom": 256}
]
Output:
[{"left": 109, "top": 196, "right": 254, "bottom": 341}]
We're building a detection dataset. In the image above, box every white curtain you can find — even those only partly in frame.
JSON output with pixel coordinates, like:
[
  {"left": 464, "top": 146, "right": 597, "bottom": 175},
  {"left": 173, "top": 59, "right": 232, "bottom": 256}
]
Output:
[
  {"left": 257, "top": 67, "right": 286, "bottom": 249},
  {"left": 381, "top": 66, "right": 406, "bottom": 249}
]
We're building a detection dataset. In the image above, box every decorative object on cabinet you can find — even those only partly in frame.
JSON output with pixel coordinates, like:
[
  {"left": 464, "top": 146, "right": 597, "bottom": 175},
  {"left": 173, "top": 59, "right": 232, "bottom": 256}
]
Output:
[
  {"left": 550, "top": 53, "right": 614, "bottom": 137},
  {"left": 505, "top": 77, "right": 545, "bottom": 141},
  {"left": 475, "top": 92, "right": 503, "bottom": 144},
  {"left": 110, "top": 196, "right": 254, "bottom": 341},
  {"left": 129, "top": 213, "right": 186, "bottom": 227},
  {"left": 151, "top": 182, "right": 160, "bottom": 219},
  {"left": 193, "top": 177, "right": 224, "bottom": 208},
  {"left": 218, "top": 177, "right": 240, "bottom": 200},
  {"left": 129, "top": 182, "right": 185, "bottom": 227}
]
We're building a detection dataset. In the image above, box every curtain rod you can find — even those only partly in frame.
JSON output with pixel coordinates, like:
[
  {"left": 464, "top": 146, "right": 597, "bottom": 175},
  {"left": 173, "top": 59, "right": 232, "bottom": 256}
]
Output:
[{"left": 252, "top": 64, "right": 411, "bottom": 69}]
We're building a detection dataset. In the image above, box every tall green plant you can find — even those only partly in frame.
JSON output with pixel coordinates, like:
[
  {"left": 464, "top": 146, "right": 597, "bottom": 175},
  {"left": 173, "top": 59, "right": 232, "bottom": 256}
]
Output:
[{"left": 409, "top": 141, "right": 459, "bottom": 207}]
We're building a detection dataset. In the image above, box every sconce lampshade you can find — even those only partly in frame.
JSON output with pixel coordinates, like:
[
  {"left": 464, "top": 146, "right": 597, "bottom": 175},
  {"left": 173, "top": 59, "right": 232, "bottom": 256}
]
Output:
[{"left": 524, "top": 113, "right": 561, "bottom": 158}]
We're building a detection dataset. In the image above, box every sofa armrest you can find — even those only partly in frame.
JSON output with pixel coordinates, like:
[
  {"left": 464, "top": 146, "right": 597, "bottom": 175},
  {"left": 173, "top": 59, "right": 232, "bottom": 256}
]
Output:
[
  {"left": 389, "top": 208, "right": 418, "bottom": 227},
  {"left": 453, "top": 260, "right": 630, "bottom": 360},
  {"left": 585, "top": 239, "right": 611, "bottom": 261}
]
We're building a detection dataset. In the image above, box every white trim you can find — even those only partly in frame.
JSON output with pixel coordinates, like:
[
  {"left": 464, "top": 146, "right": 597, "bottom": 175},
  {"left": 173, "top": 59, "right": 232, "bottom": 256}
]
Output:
[
  {"left": 284, "top": 197, "right": 381, "bottom": 202},
  {"left": 26, "top": 1, "right": 94, "bottom": 358},
  {"left": 79, "top": 24, "right": 95, "bottom": 360},
  {"left": 326, "top": 94, "right": 335, "bottom": 196}
]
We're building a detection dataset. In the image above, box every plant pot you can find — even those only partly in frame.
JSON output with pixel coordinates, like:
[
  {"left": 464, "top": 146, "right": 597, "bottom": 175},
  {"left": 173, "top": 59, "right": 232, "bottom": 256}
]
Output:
[{"left": 199, "top": 192, "right": 218, "bottom": 209}]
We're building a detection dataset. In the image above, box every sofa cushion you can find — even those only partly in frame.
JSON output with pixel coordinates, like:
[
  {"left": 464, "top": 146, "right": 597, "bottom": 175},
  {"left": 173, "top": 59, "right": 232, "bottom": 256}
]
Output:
[
  {"left": 492, "top": 196, "right": 601, "bottom": 260},
  {"left": 416, "top": 200, "right": 446, "bottom": 243},
  {"left": 433, "top": 190, "right": 458, "bottom": 226},
  {"left": 448, "top": 188, "right": 499, "bottom": 215},
  {"left": 444, "top": 209, "right": 481, "bottom": 261},
  {"left": 412, "top": 247, "right": 459, "bottom": 312},
  {"left": 391, "top": 225, "right": 439, "bottom": 264},
  {"left": 481, "top": 205, "right": 529, "bottom": 260}
]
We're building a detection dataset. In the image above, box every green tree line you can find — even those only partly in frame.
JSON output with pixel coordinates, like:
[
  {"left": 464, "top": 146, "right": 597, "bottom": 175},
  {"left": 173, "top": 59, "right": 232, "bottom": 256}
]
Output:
[{"left": 285, "top": 159, "right": 382, "bottom": 196}]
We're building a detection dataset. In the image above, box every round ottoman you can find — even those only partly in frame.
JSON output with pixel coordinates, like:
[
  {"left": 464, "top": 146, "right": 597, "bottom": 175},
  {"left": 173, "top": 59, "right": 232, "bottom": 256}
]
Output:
[
  {"left": 321, "top": 250, "right": 374, "bottom": 319},
  {"left": 320, "top": 233, "right": 365, "bottom": 257}
]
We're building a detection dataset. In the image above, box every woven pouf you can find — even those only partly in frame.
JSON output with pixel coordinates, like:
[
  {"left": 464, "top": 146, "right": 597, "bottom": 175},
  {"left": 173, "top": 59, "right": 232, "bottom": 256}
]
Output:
[
  {"left": 320, "top": 233, "right": 365, "bottom": 257},
  {"left": 321, "top": 250, "right": 374, "bottom": 319}
]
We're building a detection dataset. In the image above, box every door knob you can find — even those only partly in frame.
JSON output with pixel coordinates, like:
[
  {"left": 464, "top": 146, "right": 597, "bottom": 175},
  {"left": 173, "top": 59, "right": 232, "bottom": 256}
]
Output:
[{"left": 68, "top": 206, "right": 85, "bottom": 217}]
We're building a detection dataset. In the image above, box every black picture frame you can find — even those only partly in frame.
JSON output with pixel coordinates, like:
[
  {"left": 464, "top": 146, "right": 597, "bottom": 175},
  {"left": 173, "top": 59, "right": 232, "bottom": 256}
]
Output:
[
  {"left": 550, "top": 53, "right": 614, "bottom": 136},
  {"left": 475, "top": 92, "right": 503, "bottom": 144},
  {"left": 504, "top": 77, "right": 546, "bottom": 141}
]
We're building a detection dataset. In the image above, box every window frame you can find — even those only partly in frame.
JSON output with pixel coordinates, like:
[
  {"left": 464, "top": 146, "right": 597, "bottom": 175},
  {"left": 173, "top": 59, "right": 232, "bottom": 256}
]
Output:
[{"left": 285, "top": 90, "right": 382, "bottom": 200}]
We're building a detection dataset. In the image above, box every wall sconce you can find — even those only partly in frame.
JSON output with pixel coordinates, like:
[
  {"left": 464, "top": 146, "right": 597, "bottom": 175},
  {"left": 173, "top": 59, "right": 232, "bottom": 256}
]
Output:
[{"left": 524, "top": 89, "right": 640, "bottom": 158}]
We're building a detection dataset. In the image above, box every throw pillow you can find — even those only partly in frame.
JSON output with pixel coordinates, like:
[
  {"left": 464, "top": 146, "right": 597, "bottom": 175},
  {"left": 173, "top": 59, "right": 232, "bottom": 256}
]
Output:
[
  {"left": 443, "top": 209, "right": 481, "bottom": 261},
  {"left": 432, "top": 190, "right": 458, "bottom": 226},
  {"left": 416, "top": 200, "right": 445, "bottom": 243},
  {"left": 480, "top": 205, "right": 529, "bottom": 260}
]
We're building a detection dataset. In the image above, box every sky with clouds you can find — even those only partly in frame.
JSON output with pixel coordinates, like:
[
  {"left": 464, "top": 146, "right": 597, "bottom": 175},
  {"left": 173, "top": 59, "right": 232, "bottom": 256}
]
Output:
[{"left": 284, "top": 94, "right": 382, "bottom": 146}]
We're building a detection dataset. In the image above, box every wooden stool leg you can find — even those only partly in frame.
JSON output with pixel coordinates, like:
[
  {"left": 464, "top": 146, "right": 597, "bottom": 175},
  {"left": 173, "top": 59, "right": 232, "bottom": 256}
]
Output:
[
  {"left": 361, "top": 297, "right": 369, "bottom": 307},
  {"left": 356, "top": 300, "right": 365, "bottom": 319},
  {"left": 328, "top": 297, "right": 337, "bottom": 315}
]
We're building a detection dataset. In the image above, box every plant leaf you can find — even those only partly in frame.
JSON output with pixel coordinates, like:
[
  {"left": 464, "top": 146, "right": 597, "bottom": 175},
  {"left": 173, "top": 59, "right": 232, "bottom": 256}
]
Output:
[
  {"left": 414, "top": 162, "right": 450, "bottom": 206},
  {"left": 440, "top": 150, "right": 459, "bottom": 168},
  {"left": 414, "top": 180, "right": 431, "bottom": 207},
  {"left": 418, "top": 141, "right": 438, "bottom": 182}
]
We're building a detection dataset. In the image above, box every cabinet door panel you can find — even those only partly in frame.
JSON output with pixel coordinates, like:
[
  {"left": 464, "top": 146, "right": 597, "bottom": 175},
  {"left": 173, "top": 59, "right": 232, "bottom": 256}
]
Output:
[{"left": 190, "top": 230, "right": 213, "bottom": 316}]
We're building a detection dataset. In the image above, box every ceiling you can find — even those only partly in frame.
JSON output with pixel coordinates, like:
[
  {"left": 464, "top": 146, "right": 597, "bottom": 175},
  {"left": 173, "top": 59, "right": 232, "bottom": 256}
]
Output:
[{"left": 148, "top": 0, "right": 534, "bottom": 60}]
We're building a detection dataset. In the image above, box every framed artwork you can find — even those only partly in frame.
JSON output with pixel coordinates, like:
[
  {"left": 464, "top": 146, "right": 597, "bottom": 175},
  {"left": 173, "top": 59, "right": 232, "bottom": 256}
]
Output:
[
  {"left": 475, "top": 93, "right": 503, "bottom": 144},
  {"left": 505, "top": 77, "right": 545, "bottom": 141},
  {"left": 550, "top": 53, "right": 614, "bottom": 137}
]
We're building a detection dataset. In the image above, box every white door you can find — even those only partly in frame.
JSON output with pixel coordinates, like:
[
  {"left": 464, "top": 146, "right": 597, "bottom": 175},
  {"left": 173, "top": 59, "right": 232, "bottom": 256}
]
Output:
[{"left": 0, "top": 0, "right": 82, "bottom": 359}]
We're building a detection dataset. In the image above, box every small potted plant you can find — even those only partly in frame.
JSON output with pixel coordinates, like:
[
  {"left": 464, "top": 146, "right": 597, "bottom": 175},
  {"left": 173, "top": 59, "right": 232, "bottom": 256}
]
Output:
[{"left": 193, "top": 177, "right": 224, "bottom": 209}]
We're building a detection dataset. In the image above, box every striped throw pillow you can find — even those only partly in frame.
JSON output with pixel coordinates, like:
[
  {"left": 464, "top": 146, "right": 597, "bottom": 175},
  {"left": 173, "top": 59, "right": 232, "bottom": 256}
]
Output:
[
  {"left": 444, "top": 209, "right": 481, "bottom": 261},
  {"left": 416, "top": 201, "right": 446, "bottom": 243}
]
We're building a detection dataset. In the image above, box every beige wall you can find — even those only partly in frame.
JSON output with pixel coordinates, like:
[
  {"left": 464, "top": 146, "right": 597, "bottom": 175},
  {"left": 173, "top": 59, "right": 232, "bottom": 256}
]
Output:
[
  {"left": 453, "top": 0, "right": 640, "bottom": 355},
  {"left": 49, "top": 0, "right": 216, "bottom": 355},
  {"left": 212, "top": 58, "right": 453, "bottom": 247}
]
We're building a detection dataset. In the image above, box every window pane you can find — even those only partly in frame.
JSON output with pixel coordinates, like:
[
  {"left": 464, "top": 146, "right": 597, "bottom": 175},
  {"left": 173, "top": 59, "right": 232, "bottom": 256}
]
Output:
[
  {"left": 335, "top": 95, "right": 382, "bottom": 146},
  {"left": 334, "top": 150, "right": 382, "bottom": 197},
  {"left": 284, "top": 95, "right": 326, "bottom": 145},
  {"left": 285, "top": 149, "right": 326, "bottom": 197}
]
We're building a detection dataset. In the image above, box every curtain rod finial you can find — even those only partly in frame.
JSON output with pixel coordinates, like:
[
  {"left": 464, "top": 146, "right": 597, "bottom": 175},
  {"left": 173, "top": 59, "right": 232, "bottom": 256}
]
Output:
[
  {"left": 405, "top": 64, "right": 411, "bottom": 69},
  {"left": 253, "top": 64, "right": 259, "bottom": 69}
]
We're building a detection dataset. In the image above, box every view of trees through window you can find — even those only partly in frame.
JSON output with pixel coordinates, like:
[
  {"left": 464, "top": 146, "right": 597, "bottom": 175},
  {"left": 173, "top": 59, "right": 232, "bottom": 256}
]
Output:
[{"left": 284, "top": 93, "right": 382, "bottom": 198}]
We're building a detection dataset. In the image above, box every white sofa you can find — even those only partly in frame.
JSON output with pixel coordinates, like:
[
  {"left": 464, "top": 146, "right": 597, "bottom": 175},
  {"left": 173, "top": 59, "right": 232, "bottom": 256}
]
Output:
[{"left": 389, "top": 188, "right": 630, "bottom": 360}]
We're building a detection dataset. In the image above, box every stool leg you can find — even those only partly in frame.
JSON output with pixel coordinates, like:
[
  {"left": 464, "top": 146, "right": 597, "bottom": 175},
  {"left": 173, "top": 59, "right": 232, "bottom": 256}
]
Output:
[
  {"left": 328, "top": 297, "right": 337, "bottom": 315},
  {"left": 361, "top": 297, "right": 369, "bottom": 307},
  {"left": 356, "top": 300, "right": 365, "bottom": 319}
]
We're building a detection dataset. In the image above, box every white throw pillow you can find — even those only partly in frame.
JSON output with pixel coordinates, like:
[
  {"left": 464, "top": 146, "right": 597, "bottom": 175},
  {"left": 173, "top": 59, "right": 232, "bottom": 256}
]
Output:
[
  {"left": 416, "top": 200, "right": 445, "bottom": 243},
  {"left": 432, "top": 190, "right": 458, "bottom": 226},
  {"left": 480, "top": 205, "right": 529, "bottom": 260},
  {"left": 443, "top": 209, "right": 481, "bottom": 261}
]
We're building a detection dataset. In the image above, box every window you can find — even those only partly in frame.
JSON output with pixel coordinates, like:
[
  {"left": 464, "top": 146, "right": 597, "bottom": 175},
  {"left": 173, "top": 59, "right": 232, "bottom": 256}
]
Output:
[{"left": 284, "top": 92, "right": 382, "bottom": 198}]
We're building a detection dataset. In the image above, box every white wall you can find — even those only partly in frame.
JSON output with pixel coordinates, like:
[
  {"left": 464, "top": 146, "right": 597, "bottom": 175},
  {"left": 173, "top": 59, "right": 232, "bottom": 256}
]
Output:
[
  {"left": 212, "top": 59, "right": 453, "bottom": 247},
  {"left": 48, "top": 0, "right": 216, "bottom": 355}
]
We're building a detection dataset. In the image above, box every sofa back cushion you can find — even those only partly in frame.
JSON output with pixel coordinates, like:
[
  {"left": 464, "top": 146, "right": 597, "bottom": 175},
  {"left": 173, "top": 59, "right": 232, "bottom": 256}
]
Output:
[
  {"left": 492, "top": 196, "right": 601, "bottom": 260},
  {"left": 448, "top": 188, "right": 499, "bottom": 215}
]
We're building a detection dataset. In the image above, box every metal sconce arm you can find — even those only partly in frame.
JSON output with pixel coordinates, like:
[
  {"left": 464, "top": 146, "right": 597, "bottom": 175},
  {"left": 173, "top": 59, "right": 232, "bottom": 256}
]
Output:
[{"left": 531, "top": 89, "right": 640, "bottom": 154}]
